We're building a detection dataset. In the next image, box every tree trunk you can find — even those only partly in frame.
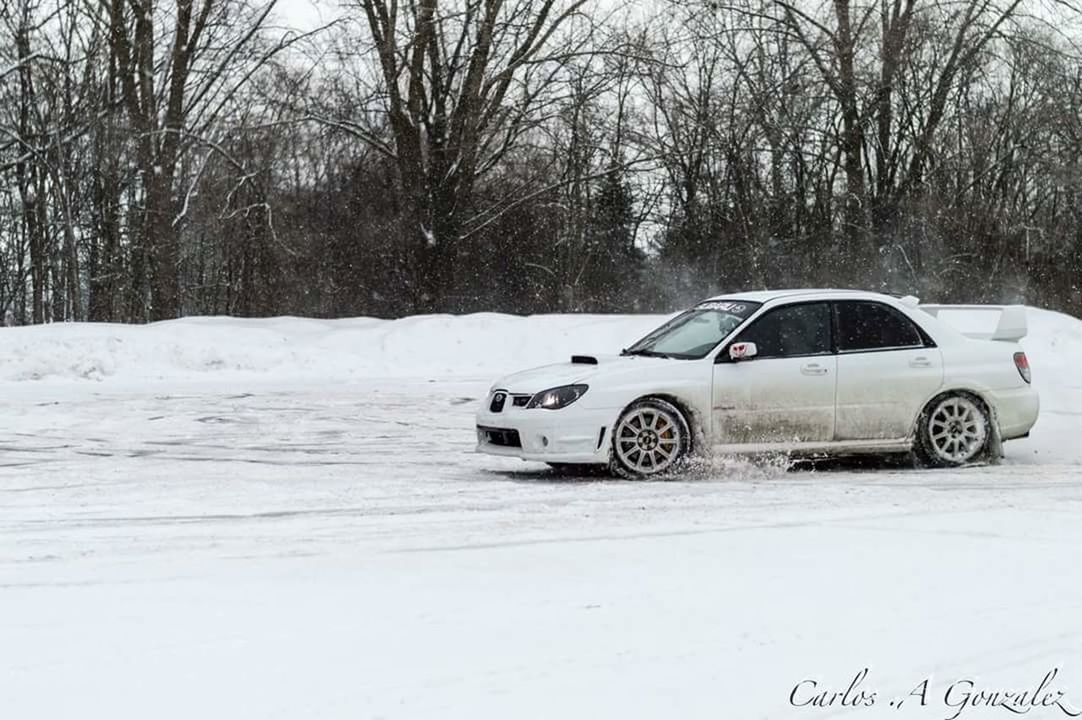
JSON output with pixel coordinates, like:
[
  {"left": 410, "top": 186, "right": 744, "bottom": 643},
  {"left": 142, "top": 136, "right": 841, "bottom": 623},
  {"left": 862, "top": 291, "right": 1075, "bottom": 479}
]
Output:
[
  {"left": 832, "top": 0, "right": 870, "bottom": 282},
  {"left": 146, "top": 171, "right": 180, "bottom": 320}
]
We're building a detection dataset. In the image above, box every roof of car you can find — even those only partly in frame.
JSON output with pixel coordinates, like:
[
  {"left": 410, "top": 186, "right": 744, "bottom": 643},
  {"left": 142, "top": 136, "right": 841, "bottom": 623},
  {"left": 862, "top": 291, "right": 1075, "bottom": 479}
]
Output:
[{"left": 702, "top": 289, "right": 901, "bottom": 304}]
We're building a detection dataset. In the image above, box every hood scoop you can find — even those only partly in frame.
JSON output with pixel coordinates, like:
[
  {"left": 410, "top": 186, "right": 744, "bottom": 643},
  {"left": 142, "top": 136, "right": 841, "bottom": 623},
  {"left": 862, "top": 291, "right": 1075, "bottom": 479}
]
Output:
[{"left": 570, "top": 355, "right": 598, "bottom": 365}]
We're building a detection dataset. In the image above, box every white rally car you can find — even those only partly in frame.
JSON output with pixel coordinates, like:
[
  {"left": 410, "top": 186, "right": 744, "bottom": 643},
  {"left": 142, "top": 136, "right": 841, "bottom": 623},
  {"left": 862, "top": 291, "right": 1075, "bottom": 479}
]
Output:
[{"left": 475, "top": 289, "right": 1039, "bottom": 477}]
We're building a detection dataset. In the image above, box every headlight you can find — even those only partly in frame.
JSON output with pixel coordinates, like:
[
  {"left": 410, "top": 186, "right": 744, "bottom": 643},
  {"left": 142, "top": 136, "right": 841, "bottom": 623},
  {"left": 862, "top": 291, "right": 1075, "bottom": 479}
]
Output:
[{"left": 526, "top": 384, "right": 588, "bottom": 410}]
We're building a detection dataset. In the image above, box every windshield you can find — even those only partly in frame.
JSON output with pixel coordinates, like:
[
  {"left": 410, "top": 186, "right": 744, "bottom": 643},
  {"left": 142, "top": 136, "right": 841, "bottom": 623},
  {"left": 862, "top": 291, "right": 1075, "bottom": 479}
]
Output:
[{"left": 623, "top": 300, "right": 761, "bottom": 359}]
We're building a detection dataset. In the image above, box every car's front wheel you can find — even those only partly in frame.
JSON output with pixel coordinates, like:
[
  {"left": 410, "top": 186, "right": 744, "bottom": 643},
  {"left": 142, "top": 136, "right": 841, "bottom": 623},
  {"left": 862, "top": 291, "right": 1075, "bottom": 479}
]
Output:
[
  {"left": 609, "top": 398, "right": 690, "bottom": 478},
  {"left": 915, "top": 392, "right": 991, "bottom": 467}
]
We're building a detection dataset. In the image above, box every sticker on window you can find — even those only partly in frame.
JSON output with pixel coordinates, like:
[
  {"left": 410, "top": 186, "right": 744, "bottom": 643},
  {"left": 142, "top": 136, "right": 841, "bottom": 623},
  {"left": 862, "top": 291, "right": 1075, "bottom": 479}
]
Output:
[{"left": 697, "top": 301, "right": 751, "bottom": 315}]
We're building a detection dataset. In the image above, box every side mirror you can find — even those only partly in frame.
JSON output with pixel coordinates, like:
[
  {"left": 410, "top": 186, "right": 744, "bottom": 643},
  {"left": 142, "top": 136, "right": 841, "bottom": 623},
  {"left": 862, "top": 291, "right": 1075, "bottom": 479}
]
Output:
[{"left": 728, "top": 341, "right": 758, "bottom": 362}]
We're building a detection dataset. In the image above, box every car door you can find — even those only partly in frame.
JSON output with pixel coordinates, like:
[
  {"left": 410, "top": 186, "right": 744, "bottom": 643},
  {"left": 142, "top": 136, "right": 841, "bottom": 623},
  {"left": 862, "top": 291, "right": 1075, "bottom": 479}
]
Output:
[
  {"left": 833, "top": 300, "right": 944, "bottom": 440},
  {"left": 711, "top": 301, "right": 837, "bottom": 445}
]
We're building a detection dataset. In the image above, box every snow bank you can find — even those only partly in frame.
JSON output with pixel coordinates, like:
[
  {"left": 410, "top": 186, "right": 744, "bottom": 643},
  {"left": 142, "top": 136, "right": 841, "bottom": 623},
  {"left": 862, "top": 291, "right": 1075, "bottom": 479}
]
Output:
[
  {"left": 0, "top": 313, "right": 668, "bottom": 384},
  {"left": 1021, "top": 308, "right": 1082, "bottom": 386},
  {"left": 0, "top": 307, "right": 1079, "bottom": 389}
]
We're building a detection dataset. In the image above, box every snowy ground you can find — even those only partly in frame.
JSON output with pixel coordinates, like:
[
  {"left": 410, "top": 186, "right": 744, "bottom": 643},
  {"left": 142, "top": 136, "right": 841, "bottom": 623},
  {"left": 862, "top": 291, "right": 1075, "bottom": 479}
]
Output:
[{"left": 3, "top": 310, "right": 1082, "bottom": 719}]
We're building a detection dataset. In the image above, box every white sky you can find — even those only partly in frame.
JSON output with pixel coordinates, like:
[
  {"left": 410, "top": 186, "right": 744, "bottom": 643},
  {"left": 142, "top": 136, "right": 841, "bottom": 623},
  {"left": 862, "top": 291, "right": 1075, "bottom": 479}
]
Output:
[{"left": 272, "top": 0, "right": 345, "bottom": 32}]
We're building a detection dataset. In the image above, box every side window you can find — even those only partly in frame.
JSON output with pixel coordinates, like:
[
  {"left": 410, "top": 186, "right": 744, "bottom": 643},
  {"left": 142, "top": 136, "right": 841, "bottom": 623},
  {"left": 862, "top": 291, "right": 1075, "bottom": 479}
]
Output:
[
  {"left": 734, "top": 302, "right": 831, "bottom": 359},
  {"left": 836, "top": 301, "right": 923, "bottom": 352}
]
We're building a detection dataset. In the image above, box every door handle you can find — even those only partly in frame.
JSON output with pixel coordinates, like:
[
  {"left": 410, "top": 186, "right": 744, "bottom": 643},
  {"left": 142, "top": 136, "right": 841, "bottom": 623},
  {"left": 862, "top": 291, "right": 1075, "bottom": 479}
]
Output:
[
  {"left": 909, "top": 356, "right": 933, "bottom": 368},
  {"left": 801, "top": 363, "right": 828, "bottom": 376}
]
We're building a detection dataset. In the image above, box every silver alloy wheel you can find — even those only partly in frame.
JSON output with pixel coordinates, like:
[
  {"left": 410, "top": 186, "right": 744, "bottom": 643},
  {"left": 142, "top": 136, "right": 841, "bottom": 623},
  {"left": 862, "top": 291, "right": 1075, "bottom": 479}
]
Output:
[
  {"left": 614, "top": 406, "right": 682, "bottom": 474},
  {"left": 927, "top": 396, "right": 987, "bottom": 464}
]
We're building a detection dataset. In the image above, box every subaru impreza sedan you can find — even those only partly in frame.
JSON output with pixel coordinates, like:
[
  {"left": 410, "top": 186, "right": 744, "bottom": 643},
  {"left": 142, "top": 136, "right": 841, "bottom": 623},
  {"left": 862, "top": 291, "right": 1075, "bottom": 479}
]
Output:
[{"left": 476, "top": 289, "right": 1039, "bottom": 478}]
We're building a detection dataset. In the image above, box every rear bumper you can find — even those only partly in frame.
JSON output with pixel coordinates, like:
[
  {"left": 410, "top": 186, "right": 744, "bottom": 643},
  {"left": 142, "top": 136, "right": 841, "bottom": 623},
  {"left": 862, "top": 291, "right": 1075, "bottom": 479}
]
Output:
[
  {"left": 994, "top": 384, "right": 1040, "bottom": 440},
  {"left": 475, "top": 405, "right": 614, "bottom": 464}
]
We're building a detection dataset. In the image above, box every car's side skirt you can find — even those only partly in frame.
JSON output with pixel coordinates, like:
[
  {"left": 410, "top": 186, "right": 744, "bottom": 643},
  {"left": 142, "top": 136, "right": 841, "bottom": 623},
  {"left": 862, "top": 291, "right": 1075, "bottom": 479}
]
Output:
[{"left": 712, "top": 438, "right": 913, "bottom": 456}]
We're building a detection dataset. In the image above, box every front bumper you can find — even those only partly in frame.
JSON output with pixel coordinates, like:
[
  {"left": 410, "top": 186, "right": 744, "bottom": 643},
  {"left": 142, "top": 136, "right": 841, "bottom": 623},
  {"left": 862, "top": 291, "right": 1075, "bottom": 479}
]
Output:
[{"left": 475, "top": 403, "right": 614, "bottom": 464}]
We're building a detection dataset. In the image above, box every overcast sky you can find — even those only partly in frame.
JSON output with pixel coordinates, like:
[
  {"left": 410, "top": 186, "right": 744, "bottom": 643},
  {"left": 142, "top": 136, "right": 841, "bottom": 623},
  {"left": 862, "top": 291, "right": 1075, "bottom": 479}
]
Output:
[{"left": 274, "top": 0, "right": 342, "bottom": 32}]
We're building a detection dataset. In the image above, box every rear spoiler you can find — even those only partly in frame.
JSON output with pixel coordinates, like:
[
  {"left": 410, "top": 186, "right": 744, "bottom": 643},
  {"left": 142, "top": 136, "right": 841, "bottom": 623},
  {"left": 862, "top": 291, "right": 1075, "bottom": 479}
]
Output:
[{"left": 918, "top": 304, "right": 1027, "bottom": 342}]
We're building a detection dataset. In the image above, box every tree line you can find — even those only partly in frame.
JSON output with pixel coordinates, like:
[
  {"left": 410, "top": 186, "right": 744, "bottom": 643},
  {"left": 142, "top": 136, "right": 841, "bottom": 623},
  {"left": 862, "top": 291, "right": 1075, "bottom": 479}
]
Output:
[{"left": 2, "top": 0, "right": 1081, "bottom": 324}]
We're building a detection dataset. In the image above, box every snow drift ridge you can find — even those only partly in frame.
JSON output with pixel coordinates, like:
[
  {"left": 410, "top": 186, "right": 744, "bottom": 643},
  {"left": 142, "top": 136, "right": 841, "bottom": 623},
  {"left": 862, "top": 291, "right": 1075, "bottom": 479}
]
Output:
[
  {"left": 0, "top": 308, "right": 1079, "bottom": 389},
  {"left": 0, "top": 313, "right": 665, "bottom": 384}
]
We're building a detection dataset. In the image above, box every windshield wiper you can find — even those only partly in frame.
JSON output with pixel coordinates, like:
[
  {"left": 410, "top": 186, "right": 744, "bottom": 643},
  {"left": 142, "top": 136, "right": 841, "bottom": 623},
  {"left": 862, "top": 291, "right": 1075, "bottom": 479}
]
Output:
[{"left": 620, "top": 348, "right": 672, "bottom": 358}]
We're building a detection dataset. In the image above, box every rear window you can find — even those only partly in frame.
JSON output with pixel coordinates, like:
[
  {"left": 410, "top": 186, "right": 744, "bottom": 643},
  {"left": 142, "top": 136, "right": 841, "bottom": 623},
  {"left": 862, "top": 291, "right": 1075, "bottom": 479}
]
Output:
[{"left": 836, "top": 301, "right": 923, "bottom": 351}]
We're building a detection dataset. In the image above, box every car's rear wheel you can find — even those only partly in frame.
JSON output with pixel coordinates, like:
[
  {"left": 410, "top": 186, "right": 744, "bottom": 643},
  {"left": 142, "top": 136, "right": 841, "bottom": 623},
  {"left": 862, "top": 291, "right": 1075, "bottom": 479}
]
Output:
[
  {"left": 609, "top": 398, "right": 689, "bottom": 478},
  {"left": 915, "top": 392, "right": 991, "bottom": 467}
]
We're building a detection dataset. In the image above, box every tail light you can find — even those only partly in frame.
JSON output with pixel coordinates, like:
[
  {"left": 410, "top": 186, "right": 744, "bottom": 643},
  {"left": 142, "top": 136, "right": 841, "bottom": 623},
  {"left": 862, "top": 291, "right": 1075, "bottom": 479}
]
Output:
[{"left": 1013, "top": 352, "right": 1031, "bottom": 384}]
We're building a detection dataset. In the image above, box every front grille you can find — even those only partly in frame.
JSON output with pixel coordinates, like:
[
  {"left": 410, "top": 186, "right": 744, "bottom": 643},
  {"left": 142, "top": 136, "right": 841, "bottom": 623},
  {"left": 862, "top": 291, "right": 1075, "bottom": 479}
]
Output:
[
  {"left": 489, "top": 392, "right": 507, "bottom": 413},
  {"left": 478, "top": 425, "right": 522, "bottom": 448},
  {"left": 512, "top": 395, "right": 531, "bottom": 407}
]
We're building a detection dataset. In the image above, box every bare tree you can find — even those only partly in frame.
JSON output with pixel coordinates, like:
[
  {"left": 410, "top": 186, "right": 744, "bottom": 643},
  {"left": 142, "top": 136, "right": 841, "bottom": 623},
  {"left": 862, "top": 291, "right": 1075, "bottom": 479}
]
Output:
[
  {"left": 106, "top": 0, "right": 293, "bottom": 319},
  {"left": 773, "top": 0, "right": 1030, "bottom": 281},
  {"left": 330, "top": 0, "right": 595, "bottom": 310}
]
